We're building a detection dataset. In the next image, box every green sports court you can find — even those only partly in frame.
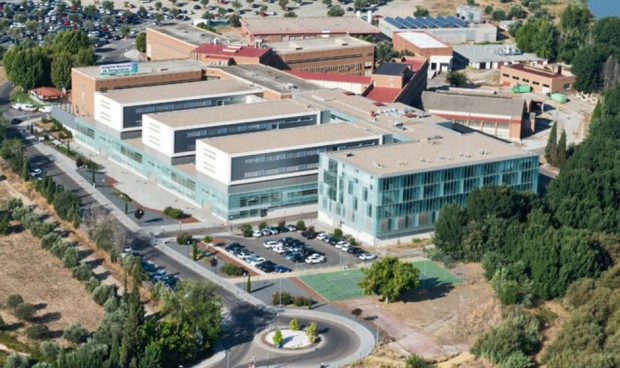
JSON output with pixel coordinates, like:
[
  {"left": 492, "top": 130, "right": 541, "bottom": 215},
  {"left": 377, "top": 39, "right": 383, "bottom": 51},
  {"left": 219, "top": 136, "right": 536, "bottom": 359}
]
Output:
[{"left": 298, "top": 260, "right": 463, "bottom": 302}]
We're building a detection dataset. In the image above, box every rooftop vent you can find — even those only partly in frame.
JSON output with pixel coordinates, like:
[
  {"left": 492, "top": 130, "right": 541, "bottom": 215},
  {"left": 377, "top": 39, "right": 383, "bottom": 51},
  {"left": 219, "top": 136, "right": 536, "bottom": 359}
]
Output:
[
  {"left": 372, "top": 161, "right": 383, "bottom": 168},
  {"left": 398, "top": 161, "right": 407, "bottom": 167}
]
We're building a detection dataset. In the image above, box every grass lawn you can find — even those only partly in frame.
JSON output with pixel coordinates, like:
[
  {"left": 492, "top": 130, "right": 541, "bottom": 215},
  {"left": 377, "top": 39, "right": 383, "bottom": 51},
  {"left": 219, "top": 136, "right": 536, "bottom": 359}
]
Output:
[
  {"left": 299, "top": 260, "right": 463, "bottom": 302},
  {"left": 10, "top": 91, "right": 38, "bottom": 105}
]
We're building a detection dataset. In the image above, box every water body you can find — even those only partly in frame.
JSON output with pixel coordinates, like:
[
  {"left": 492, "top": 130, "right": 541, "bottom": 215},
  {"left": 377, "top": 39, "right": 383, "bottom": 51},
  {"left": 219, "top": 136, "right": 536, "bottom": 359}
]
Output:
[{"left": 589, "top": 0, "right": 620, "bottom": 18}]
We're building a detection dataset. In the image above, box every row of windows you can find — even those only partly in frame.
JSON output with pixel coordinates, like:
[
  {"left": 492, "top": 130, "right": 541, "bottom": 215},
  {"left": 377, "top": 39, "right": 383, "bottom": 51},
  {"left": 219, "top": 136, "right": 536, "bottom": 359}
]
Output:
[
  {"left": 183, "top": 116, "right": 315, "bottom": 140},
  {"left": 242, "top": 162, "right": 319, "bottom": 179},
  {"left": 285, "top": 54, "right": 366, "bottom": 65},
  {"left": 133, "top": 99, "right": 226, "bottom": 114}
]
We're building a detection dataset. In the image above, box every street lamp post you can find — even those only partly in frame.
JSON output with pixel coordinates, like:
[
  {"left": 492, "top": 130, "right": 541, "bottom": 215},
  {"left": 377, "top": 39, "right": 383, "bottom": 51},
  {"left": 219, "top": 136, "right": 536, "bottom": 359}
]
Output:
[
  {"left": 188, "top": 240, "right": 191, "bottom": 259},
  {"left": 226, "top": 349, "right": 230, "bottom": 368},
  {"left": 375, "top": 305, "right": 380, "bottom": 347},
  {"left": 161, "top": 226, "right": 164, "bottom": 245}
]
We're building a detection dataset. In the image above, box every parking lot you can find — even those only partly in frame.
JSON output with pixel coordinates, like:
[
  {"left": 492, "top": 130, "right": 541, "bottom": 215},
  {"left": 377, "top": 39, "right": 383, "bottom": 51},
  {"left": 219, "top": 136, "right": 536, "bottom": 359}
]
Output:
[{"left": 216, "top": 229, "right": 376, "bottom": 274}]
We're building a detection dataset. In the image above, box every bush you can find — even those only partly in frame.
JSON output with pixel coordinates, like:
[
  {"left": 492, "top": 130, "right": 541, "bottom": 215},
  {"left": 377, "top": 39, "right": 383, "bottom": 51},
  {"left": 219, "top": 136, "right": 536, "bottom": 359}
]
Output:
[
  {"left": 221, "top": 263, "right": 243, "bottom": 276},
  {"left": 272, "top": 291, "right": 292, "bottom": 305},
  {"left": 7, "top": 294, "right": 24, "bottom": 310},
  {"left": 239, "top": 224, "right": 253, "bottom": 237},
  {"left": 85, "top": 277, "right": 100, "bottom": 293},
  {"left": 26, "top": 324, "right": 49, "bottom": 340},
  {"left": 293, "top": 296, "right": 311, "bottom": 307},
  {"left": 14, "top": 303, "right": 36, "bottom": 321},
  {"left": 0, "top": 315, "right": 5, "bottom": 329},
  {"left": 63, "top": 323, "right": 89, "bottom": 344},
  {"left": 72, "top": 264, "right": 93, "bottom": 282},
  {"left": 176, "top": 232, "right": 193, "bottom": 246},
  {"left": 296, "top": 220, "right": 306, "bottom": 230},
  {"left": 484, "top": 5, "right": 493, "bottom": 14},
  {"left": 163, "top": 206, "right": 184, "bottom": 219},
  {"left": 306, "top": 321, "right": 317, "bottom": 343},
  {"left": 51, "top": 241, "right": 70, "bottom": 259},
  {"left": 7, "top": 198, "right": 23, "bottom": 212},
  {"left": 30, "top": 221, "right": 56, "bottom": 238},
  {"left": 405, "top": 353, "right": 435, "bottom": 368},
  {"left": 39, "top": 341, "right": 60, "bottom": 361},
  {"left": 62, "top": 247, "right": 80, "bottom": 268},
  {"left": 258, "top": 222, "right": 267, "bottom": 230},
  {"left": 349, "top": 237, "right": 357, "bottom": 246},
  {"left": 40, "top": 233, "right": 60, "bottom": 250},
  {"left": 4, "top": 353, "right": 29, "bottom": 368},
  {"left": 273, "top": 328, "right": 283, "bottom": 346},
  {"left": 492, "top": 9, "right": 506, "bottom": 21},
  {"left": 103, "top": 296, "right": 119, "bottom": 313},
  {"left": 92, "top": 284, "right": 115, "bottom": 305},
  {"left": 333, "top": 228, "right": 343, "bottom": 239},
  {"left": 289, "top": 318, "right": 299, "bottom": 331}
]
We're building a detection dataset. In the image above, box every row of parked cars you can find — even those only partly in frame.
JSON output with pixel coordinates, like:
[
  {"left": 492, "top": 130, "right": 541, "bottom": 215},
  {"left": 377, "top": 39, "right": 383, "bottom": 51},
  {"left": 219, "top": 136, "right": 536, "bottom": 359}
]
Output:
[
  {"left": 252, "top": 224, "right": 298, "bottom": 238},
  {"left": 120, "top": 248, "right": 179, "bottom": 289},
  {"left": 263, "top": 237, "right": 327, "bottom": 264},
  {"left": 315, "top": 233, "right": 378, "bottom": 261},
  {"left": 225, "top": 242, "right": 291, "bottom": 274}
]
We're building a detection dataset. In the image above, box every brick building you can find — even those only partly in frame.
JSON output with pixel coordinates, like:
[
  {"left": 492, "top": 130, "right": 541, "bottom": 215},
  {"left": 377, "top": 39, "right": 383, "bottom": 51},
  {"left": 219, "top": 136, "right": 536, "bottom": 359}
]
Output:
[
  {"left": 392, "top": 31, "right": 452, "bottom": 73},
  {"left": 146, "top": 25, "right": 226, "bottom": 61},
  {"left": 500, "top": 63, "right": 575, "bottom": 94},
  {"left": 71, "top": 59, "right": 208, "bottom": 117},
  {"left": 240, "top": 16, "right": 380, "bottom": 43},
  {"left": 267, "top": 36, "right": 374, "bottom": 76},
  {"left": 191, "top": 44, "right": 272, "bottom": 66}
]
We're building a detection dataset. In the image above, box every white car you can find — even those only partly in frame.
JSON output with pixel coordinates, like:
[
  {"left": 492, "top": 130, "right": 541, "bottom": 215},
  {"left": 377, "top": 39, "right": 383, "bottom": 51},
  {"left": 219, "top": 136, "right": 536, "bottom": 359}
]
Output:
[
  {"left": 21, "top": 104, "right": 38, "bottom": 112},
  {"left": 39, "top": 105, "right": 52, "bottom": 113},
  {"left": 358, "top": 252, "right": 378, "bottom": 261},
  {"left": 335, "top": 241, "right": 349, "bottom": 249},
  {"left": 263, "top": 240, "right": 278, "bottom": 249},
  {"left": 340, "top": 243, "right": 353, "bottom": 252},
  {"left": 316, "top": 233, "right": 329, "bottom": 242},
  {"left": 249, "top": 256, "right": 266, "bottom": 266},
  {"left": 305, "top": 254, "right": 326, "bottom": 264},
  {"left": 285, "top": 224, "right": 297, "bottom": 231},
  {"left": 252, "top": 230, "right": 263, "bottom": 238}
]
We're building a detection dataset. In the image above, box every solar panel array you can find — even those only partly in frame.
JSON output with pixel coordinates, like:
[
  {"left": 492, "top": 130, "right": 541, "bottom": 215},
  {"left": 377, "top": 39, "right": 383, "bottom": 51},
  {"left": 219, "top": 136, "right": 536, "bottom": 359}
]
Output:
[{"left": 384, "top": 16, "right": 468, "bottom": 30}]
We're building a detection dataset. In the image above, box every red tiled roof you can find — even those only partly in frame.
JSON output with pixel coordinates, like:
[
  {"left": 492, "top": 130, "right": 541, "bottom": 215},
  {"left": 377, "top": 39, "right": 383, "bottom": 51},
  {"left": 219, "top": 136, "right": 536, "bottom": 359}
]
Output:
[
  {"left": 192, "top": 43, "right": 270, "bottom": 58},
  {"left": 31, "top": 87, "right": 64, "bottom": 98},
  {"left": 285, "top": 71, "right": 372, "bottom": 84},
  {"left": 399, "top": 57, "right": 428, "bottom": 72},
  {"left": 364, "top": 86, "right": 402, "bottom": 103}
]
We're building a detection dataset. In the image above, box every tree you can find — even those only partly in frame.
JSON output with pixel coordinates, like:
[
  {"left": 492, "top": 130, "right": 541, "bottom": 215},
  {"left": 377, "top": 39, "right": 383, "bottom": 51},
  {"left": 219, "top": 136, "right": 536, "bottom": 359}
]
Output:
[
  {"left": 192, "top": 241, "right": 199, "bottom": 261},
  {"left": 7, "top": 294, "right": 24, "bottom": 311},
  {"left": 232, "top": 0, "right": 242, "bottom": 11},
  {"left": 359, "top": 257, "right": 421, "bottom": 302},
  {"left": 120, "top": 24, "right": 131, "bottom": 38},
  {"left": 57, "top": 1, "right": 67, "bottom": 13},
  {"left": 246, "top": 273, "right": 251, "bottom": 292},
  {"left": 571, "top": 45, "right": 616, "bottom": 93},
  {"left": 63, "top": 247, "right": 81, "bottom": 268},
  {"left": 544, "top": 121, "right": 558, "bottom": 165},
  {"left": 228, "top": 14, "right": 241, "bottom": 27},
  {"left": 492, "top": 9, "right": 505, "bottom": 21},
  {"left": 170, "top": 0, "right": 177, "bottom": 6},
  {"left": 63, "top": 323, "right": 89, "bottom": 344},
  {"left": 296, "top": 220, "right": 306, "bottom": 230},
  {"left": 201, "top": 0, "right": 209, "bottom": 8},
  {"left": 155, "top": 1, "right": 162, "bottom": 10},
  {"left": 102, "top": 0, "right": 114, "bottom": 11},
  {"left": 83, "top": 4, "right": 97, "bottom": 18},
  {"left": 592, "top": 16, "right": 620, "bottom": 48},
  {"left": 2, "top": 46, "right": 50, "bottom": 90},
  {"left": 120, "top": 281, "right": 145, "bottom": 367},
  {"left": 273, "top": 328, "right": 283, "bottom": 346},
  {"left": 155, "top": 13, "right": 164, "bottom": 25},
  {"left": 405, "top": 353, "right": 436, "bottom": 368},
  {"left": 14, "top": 303, "right": 36, "bottom": 321},
  {"left": 375, "top": 41, "right": 399, "bottom": 63},
  {"left": 68, "top": 13, "right": 80, "bottom": 24},
  {"left": 556, "top": 129, "right": 567, "bottom": 168},
  {"left": 433, "top": 204, "right": 469, "bottom": 260},
  {"left": 4, "top": 353, "right": 29, "bottom": 368},
  {"left": 289, "top": 318, "right": 299, "bottom": 331},
  {"left": 446, "top": 70, "right": 468, "bottom": 87},
  {"left": 306, "top": 321, "right": 317, "bottom": 343},
  {"left": 138, "top": 6, "right": 148, "bottom": 17},
  {"left": 321, "top": 0, "right": 331, "bottom": 6},
  {"left": 51, "top": 52, "right": 73, "bottom": 90},
  {"left": 413, "top": 6, "right": 429, "bottom": 17},
  {"left": 278, "top": 0, "right": 288, "bottom": 8},
  {"left": 327, "top": 5, "right": 344, "bottom": 16},
  {"left": 0, "top": 213, "right": 10, "bottom": 235},
  {"left": 557, "top": 5, "right": 593, "bottom": 63},
  {"left": 484, "top": 5, "right": 493, "bottom": 14}
]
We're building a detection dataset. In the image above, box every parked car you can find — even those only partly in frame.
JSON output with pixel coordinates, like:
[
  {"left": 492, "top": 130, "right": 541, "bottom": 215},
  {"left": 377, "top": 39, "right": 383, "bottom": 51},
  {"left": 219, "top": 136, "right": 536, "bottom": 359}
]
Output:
[
  {"left": 266, "top": 226, "right": 280, "bottom": 235},
  {"left": 290, "top": 253, "right": 305, "bottom": 263},
  {"left": 316, "top": 233, "right": 329, "bottom": 242},
  {"left": 21, "top": 104, "right": 38, "bottom": 112},
  {"left": 274, "top": 265, "right": 292, "bottom": 273},
  {"left": 335, "top": 241, "right": 349, "bottom": 249},
  {"left": 284, "top": 252, "right": 303, "bottom": 261},
  {"left": 249, "top": 256, "right": 266, "bottom": 266},
  {"left": 39, "top": 105, "right": 52, "bottom": 113},
  {"left": 284, "top": 224, "right": 297, "bottom": 231},
  {"left": 252, "top": 230, "right": 263, "bottom": 238},
  {"left": 358, "top": 252, "right": 378, "bottom": 261},
  {"left": 305, "top": 254, "right": 326, "bottom": 264},
  {"left": 257, "top": 260, "right": 276, "bottom": 272},
  {"left": 225, "top": 243, "right": 243, "bottom": 252},
  {"left": 10, "top": 118, "right": 22, "bottom": 125},
  {"left": 263, "top": 240, "right": 278, "bottom": 249},
  {"left": 261, "top": 228, "right": 272, "bottom": 236}
]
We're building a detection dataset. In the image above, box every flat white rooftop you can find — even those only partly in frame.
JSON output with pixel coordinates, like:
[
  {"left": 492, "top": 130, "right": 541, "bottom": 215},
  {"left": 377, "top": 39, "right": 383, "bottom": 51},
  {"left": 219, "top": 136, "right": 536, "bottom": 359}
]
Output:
[
  {"left": 74, "top": 59, "right": 206, "bottom": 79},
  {"left": 241, "top": 16, "right": 380, "bottom": 35},
  {"left": 200, "top": 122, "right": 383, "bottom": 155},
  {"left": 98, "top": 79, "right": 261, "bottom": 105},
  {"left": 268, "top": 36, "right": 373, "bottom": 53},
  {"left": 146, "top": 99, "right": 319, "bottom": 129},
  {"left": 328, "top": 123, "right": 536, "bottom": 176},
  {"left": 397, "top": 31, "right": 449, "bottom": 49}
]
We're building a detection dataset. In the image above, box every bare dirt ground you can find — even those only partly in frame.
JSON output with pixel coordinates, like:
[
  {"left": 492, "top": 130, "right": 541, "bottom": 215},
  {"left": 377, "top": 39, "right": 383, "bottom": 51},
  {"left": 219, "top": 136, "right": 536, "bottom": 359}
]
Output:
[
  {"left": 340, "top": 263, "right": 501, "bottom": 362},
  {"left": 0, "top": 184, "right": 104, "bottom": 343}
]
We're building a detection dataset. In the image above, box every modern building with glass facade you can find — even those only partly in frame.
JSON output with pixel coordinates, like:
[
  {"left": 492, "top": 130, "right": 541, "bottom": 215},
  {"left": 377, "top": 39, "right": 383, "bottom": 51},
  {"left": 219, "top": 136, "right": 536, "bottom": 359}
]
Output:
[{"left": 318, "top": 123, "right": 538, "bottom": 244}]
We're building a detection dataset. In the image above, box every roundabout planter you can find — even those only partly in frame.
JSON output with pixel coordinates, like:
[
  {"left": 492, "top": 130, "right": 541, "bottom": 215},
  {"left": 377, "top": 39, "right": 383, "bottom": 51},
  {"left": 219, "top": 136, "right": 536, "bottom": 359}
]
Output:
[{"left": 257, "top": 328, "right": 324, "bottom": 354}]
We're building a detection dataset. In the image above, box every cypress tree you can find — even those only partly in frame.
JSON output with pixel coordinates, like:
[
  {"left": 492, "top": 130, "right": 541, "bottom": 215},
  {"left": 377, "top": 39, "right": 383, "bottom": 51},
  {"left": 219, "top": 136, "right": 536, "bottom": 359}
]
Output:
[
  {"left": 21, "top": 155, "right": 29, "bottom": 181},
  {"left": 556, "top": 129, "right": 568, "bottom": 168},
  {"left": 544, "top": 122, "right": 558, "bottom": 165}
]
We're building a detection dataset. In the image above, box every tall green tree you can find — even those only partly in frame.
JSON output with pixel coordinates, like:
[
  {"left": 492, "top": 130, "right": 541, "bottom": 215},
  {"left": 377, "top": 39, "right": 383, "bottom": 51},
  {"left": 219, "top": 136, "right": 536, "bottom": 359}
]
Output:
[
  {"left": 557, "top": 4, "right": 593, "bottom": 63},
  {"left": 358, "top": 257, "right": 420, "bottom": 302},
  {"left": 51, "top": 52, "right": 73, "bottom": 90},
  {"left": 591, "top": 16, "right": 620, "bottom": 47},
  {"left": 433, "top": 205, "right": 468, "bottom": 260},
  {"left": 556, "top": 129, "right": 567, "bottom": 168},
  {"left": 545, "top": 121, "right": 558, "bottom": 165}
]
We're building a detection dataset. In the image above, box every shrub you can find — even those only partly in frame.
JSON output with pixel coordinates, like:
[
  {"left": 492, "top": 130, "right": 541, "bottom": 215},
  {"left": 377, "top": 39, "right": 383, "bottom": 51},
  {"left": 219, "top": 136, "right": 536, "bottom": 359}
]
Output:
[
  {"left": 351, "top": 308, "right": 362, "bottom": 318},
  {"left": 221, "top": 263, "right": 243, "bottom": 276},
  {"left": 51, "top": 241, "right": 70, "bottom": 259},
  {"left": 14, "top": 303, "right": 36, "bottom": 321},
  {"left": 293, "top": 296, "right": 311, "bottom": 307},
  {"left": 62, "top": 247, "right": 81, "bottom": 268},
  {"left": 239, "top": 224, "right": 253, "bottom": 237},
  {"left": 405, "top": 353, "right": 435, "bottom": 368},
  {"left": 30, "top": 221, "right": 56, "bottom": 238},
  {"left": 484, "top": 5, "right": 493, "bottom": 14},
  {"left": 11, "top": 206, "right": 31, "bottom": 222},
  {"left": 272, "top": 291, "right": 292, "bottom": 305},
  {"left": 289, "top": 318, "right": 299, "bottom": 331},
  {"left": 7, "top": 197, "right": 23, "bottom": 212},
  {"left": 272, "top": 328, "right": 283, "bottom": 346},
  {"left": 40, "top": 233, "right": 60, "bottom": 250},
  {"left": 39, "top": 341, "right": 60, "bottom": 361},
  {"left": 4, "top": 353, "right": 29, "bottom": 368},
  {"left": 85, "top": 277, "right": 100, "bottom": 293},
  {"left": 63, "top": 323, "right": 89, "bottom": 344},
  {"left": 92, "top": 284, "right": 115, "bottom": 306},
  {"left": 258, "top": 221, "right": 267, "bottom": 230},
  {"left": 103, "top": 296, "right": 119, "bottom": 313},
  {"left": 349, "top": 237, "right": 357, "bottom": 246},
  {"left": 306, "top": 321, "right": 317, "bottom": 343},
  {"left": 163, "top": 206, "right": 184, "bottom": 219},
  {"left": 296, "top": 220, "right": 306, "bottom": 230},
  {"left": 0, "top": 315, "right": 5, "bottom": 329},
  {"left": 333, "top": 228, "right": 343, "bottom": 239},
  {"left": 26, "top": 324, "right": 49, "bottom": 340},
  {"left": 176, "top": 232, "right": 193, "bottom": 246},
  {"left": 72, "top": 264, "right": 93, "bottom": 282},
  {"left": 7, "top": 294, "right": 24, "bottom": 310}
]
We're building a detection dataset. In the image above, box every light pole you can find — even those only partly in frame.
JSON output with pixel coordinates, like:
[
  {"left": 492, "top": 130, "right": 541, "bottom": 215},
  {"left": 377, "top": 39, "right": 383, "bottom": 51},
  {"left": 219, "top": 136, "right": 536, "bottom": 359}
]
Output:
[
  {"left": 375, "top": 304, "right": 380, "bottom": 347},
  {"left": 226, "top": 349, "right": 230, "bottom": 368},
  {"left": 188, "top": 240, "right": 191, "bottom": 259},
  {"left": 161, "top": 226, "right": 165, "bottom": 245},
  {"left": 179, "top": 220, "right": 182, "bottom": 234},
  {"left": 339, "top": 248, "right": 342, "bottom": 269},
  {"left": 279, "top": 277, "right": 282, "bottom": 307}
]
